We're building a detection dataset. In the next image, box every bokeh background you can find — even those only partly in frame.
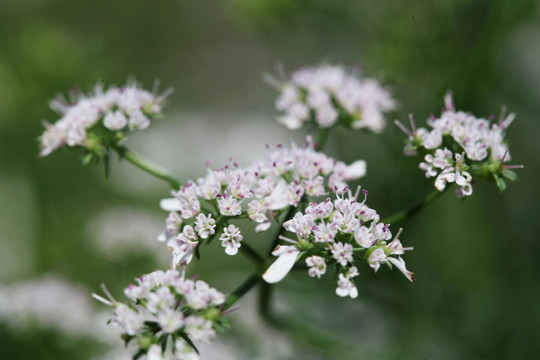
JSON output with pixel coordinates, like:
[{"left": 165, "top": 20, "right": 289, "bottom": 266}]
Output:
[{"left": 1, "top": 0, "right": 539, "bottom": 359}]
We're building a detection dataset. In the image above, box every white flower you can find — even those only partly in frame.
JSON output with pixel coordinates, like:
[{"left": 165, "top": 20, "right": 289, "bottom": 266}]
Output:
[
  {"left": 335, "top": 267, "right": 359, "bottom": 298},
  {"left": 194, "top": 213, "right": 216, "bottom": 239},
  {"left": 112, "top": 303, "right": 144, "bottom": 336},
  {"left": 368, "top": 248, "right": 387, "bottom": 272},
  {"left": 219, "top": 224, "right": 243, "bottom": 256},
  {"left": 283, "top": 212, "right": 314, "bottom": 238},
  {"left": 306, "top": 256, "right": 326, "bottom": 278},
  {"left": 185, "top": 316, "right": 215, "bottom": 344},
  {"left": 146, "top": 286, "right": 175, "bottom": 313},
  {"left": 147, "top": 345, "right": 164, "bottom": 360},
  {"left": 217, "top": 195, "right": 242, "bottom": 216},
  {"left": 39, "top": 81, "right": 168, "bottom": 156},
  {"left": 158, "top": 308, "right": 184, "bottom": 333},
  {"left": 103, "top": 110, "right": 128, "bottom": 130},
  {"left": 331, "top": 242, "right": 354, "bottom": 266},
  {"left": 175, "top": 339, "right": 200, "bottom": 360},
  {"left": 271, "top": 64, "right": 395, "bottom": 132}
]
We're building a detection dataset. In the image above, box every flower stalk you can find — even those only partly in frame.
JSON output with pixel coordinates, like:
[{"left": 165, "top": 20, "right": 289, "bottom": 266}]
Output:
[
  {"left": 113, "top": 144, "right": 181, "bottom": 189},
  {"left": 382, "top": 188, "right": 444, "bottom": 225}
]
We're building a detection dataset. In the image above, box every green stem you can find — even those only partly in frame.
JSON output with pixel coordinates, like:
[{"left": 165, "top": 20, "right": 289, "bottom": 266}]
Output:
[
  {"left": 382, "top": 188, "right": 444, "bottom": 225},
  {"left": 239, "top": 242, "right": 264, "bottom": 266},
  {"left": 315, "top": 128, "right": 331, "bottom": 151},
  {"left": 222, "top": 273, "right": 260, "bottom": 311},
  {"left": 258, "top": 281, "right": 273, "bottom": 320},
  {"left": 113, "top": 145, "right": 181, "bottom": 189}
]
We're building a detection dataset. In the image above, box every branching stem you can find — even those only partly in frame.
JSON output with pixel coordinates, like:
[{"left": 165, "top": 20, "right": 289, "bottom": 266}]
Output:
[{"left": 113, "top": 145, "right": 181, "bottom": 189}]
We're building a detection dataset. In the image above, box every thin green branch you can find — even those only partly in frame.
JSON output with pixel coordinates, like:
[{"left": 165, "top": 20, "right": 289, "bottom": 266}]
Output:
[
  {"left": 382, "top": 188, "right": 445, "bottom": 225},
  {"left": 239, "top": 242, "right": 264, "bottom": 266},
  {"left": 315, "top": 128, "right": 331, "bottom": 151},
  {"left": 222, "top": 273, "right": 260, "bottom": 311},
  {"left": 113, "top": 145, "right": 181, "bottom": 189}
]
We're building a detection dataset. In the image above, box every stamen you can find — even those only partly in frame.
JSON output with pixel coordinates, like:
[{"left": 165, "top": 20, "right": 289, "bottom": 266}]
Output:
[
  {"left": 408, "top": 114, "right": 417, "bottom": 134},
  {"left": 394, "top": 120, "right": 412, "bottom": 136},
  {"left": 100, "top": 283, "right": 116, "bottom": 304},
  {"left": 278, "top": 235, "right": 298, "bottom": 244}
]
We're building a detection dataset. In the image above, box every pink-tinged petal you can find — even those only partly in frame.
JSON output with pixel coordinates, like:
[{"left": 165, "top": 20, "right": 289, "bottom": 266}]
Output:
[
  {"left": 263, "top": 247, "right": 300, "bottom": 284},
  {"left": 267, "top": 179, "right": 289, "bottom": 210},
  {"left": 388, "top": 256, "right": 415, "bottom": 283},
  {"left": 277, "top": 115, "right": 303, "bottom": 130},
  {"left": 157, "top": 232, "right": 168, "bottom": 242},
  {"left": 336, "top": 287, "right": 349, "bottom": 297},
  {"left": 160, "top": 198, "right": 182, "bottom": 211},
  {"left": 255, "top": 222, "right": 272, "bottom": 233},
  {"left": 343, "top": 160, "right": 367, "bottom": 180},
  {"left": 225, "top": 244, "right": 239, "bottom": 256}
]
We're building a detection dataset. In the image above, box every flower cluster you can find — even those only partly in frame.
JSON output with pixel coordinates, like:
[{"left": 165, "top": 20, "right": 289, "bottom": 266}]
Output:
[
  {"left": 38, "top": 81, "right": 170, "bottom": 158},
  {"left": 397, "top": 93, "right": 522, "bottom": 197},
  {"left": 158, "top": 138, "right": 367, "bottom": 267},
  {"left": 269, "top": 64, "right": 395, "bottom": 132},
  {"left": 262, "top": 189, "right": 414, "bottom": 298},
  {"left": 93, "top": 269, "right": 227, "bottom": 360}
]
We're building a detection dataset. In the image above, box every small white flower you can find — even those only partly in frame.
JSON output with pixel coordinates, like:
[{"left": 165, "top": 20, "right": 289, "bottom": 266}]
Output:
[
  {"left": 217, "top": 195, "right": 242, "bottom": 216},
  {"left": 147, "top": 344, "right": 164, "bottom": 360},
  {"left": 194, "top": 213, "right": 216, "bottom": 239},
  {"left": 185, "top": 316, "right": 215, "bottom": 344},
  {"left": 368, "top": 248, "right": 387, "bottom": 272},
  {"left": 103, "top": 110, "right": 128, "bottom": 130},
  {"left": 331, "top": 242, "right": 354, "bottom": 266},
  {"left": 306, "top": 256, "right": 326, "bottom": 278},
  {"left": 219, "top": 224, "right": 243, "bottom": 255},
  {"left": 335, "top": 267, "right": 359, "bottom": 299},
  {"left": 157, "top": 308, "right": 184, "bottom": 333}
]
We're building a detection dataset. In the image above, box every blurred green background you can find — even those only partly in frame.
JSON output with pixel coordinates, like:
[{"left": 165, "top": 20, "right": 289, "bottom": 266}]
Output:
[{"left": 1, "top": 0, "right": 539, "bottom": 359}]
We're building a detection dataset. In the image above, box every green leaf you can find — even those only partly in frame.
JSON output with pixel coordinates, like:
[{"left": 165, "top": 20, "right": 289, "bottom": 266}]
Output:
[
  {"left": 81, "top": 152, "right": 93, "bottom": 166},
  {"left": 502, "top": 169, "right": 518, "bottom": 181},
  {"left": 178, "top": 331, "right": 199, "bottom": 354},
  {"left": 133, "top": 349, "right": 145, "bottom": 360},
  {"left": 493, "top": 174, "right": 507, "bottom": 192},
  {"left": 160, "top": 334, "right": 168, "bottom": 352}
]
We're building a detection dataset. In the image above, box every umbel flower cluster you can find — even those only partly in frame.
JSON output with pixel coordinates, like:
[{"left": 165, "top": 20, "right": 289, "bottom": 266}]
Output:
[
  {"left": 38, "top": 81, "right": 169, "bottom": 159},
  {"left": 269, "top": 64, "right": 396, "bottom": 132},
  {"left": 158, "top": 138, "right": 367, "bottom": 267},
  {"left": 93, "top": 269, "right": 227, "bottom": 360},
  {"left": 397, "top": 94, "right": 521, "bottom": 197},
  {"left": 262, "top": 189, "right": 414, "bottom": 298}
]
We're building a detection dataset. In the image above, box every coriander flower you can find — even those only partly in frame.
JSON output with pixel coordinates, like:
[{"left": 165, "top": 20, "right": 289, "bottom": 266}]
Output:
[
  {"left": 397, "top": 93, "right": 523, "bottom": 197},
  {"left": 93, "top": 269, "right": 227, "bottom": 360},
  {"left": 38, "top": 80, "right": 170, "bottom": 158},
  {"left": 158, "top": 137, "right": 367, "bottom": 267},
  {"left": 268, "top": 64, "right": 395, "bottom": 132},
  {"left": 263, "top": 188, "right": 415, "bottom": 297}
]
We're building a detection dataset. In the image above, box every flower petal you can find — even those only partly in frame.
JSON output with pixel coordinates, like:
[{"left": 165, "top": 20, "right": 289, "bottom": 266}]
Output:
[
  {"left": 160, "top": 198, "right": 181, "bottom": 211},
  {"left": 388, "top": 256, "right": 415, "bottom": 283},
  {"left": 343, "top": 160, "right": 367, "bottom": 180},
  {"left": 262, "top": 248, "right": 300, "bottom": 283}
]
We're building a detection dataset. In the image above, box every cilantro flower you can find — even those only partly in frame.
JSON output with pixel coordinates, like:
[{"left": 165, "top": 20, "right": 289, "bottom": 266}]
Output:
[
  {"left": 93, "top": 269, "right": 227, "bottom": 360},
  {"left": 397, "top": 93, "right": 523, "bottom": 197},
  {"left": 158, "top": 137, "right": 367, "bottom": 266},
  {"left": 268, "top": 64, "right": 395, "bottom": 132},
  {"left": 262, "top": 189, "right": 415, "bottom": 298},
  {"left": 38, "top": 80, "right": 170, "bottom": 159}
]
